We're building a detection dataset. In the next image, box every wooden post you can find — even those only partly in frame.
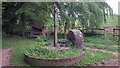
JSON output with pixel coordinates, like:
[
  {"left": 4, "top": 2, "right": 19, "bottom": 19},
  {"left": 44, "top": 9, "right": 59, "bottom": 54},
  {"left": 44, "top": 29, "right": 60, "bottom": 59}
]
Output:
[
  {"left": 104, "top": 28, "right": 106, "bottom": 37},
  {"left": 54, "top": 3, "right": 59, "bottom": 47},
  {"left": 117, "top": 28, "right": 120, "bottom": 42},
  {"left": 113, "top": 29, "right": 115, "bottom": 37}
]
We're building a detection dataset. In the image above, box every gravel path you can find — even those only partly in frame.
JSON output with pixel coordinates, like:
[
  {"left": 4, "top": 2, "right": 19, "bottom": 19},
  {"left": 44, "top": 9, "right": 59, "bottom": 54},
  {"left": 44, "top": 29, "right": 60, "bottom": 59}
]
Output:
[
  {"left": 2, "top": 48, "right": 11, "bottom": 66},
  {"left": 85, "top": 47, "right": 118, "bottom": 57}
]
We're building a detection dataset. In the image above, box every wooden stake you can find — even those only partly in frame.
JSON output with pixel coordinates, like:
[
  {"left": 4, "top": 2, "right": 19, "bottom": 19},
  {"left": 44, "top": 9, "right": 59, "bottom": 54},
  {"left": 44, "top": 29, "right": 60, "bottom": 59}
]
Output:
[{"left": 54, "top": 3, "right": 58, "bottom": 47}]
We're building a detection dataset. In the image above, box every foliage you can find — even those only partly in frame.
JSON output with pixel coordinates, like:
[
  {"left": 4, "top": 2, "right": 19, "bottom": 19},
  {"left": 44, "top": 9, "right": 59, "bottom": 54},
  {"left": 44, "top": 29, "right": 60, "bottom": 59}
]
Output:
[
  {"left": 35, "top": 35, "right": 53, "bottom": 46},
  {"left": 2, "top": 2, "right": 24, "bottom": 36},
  {"left": 2, "top": 2, "right": 53, "bottom": 36},
  {"left": 25, "top": 45, "right": 83, "bottom": 58},
  {"left": 76, "top": 50, "right": 116, "bottom": 65},
  {"left": 2, "top": 2, "right": 113, "bottom": 36},
  {"left": 58, "top": 32, "right": 65, "bottom": 38},
  {"left": 58, "top": 2, "right": 113, "bottom": 31},
  {"left": 87, "top": 3, "right": 103, "bottom": 28},
  {"left": 35, "top": 35, "right": 46, "bottom": 42}
]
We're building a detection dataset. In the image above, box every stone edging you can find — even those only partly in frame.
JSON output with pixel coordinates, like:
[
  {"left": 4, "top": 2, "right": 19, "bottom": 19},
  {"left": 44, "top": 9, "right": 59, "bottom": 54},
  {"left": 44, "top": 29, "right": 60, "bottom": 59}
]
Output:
[{"left": 24, "top": 53, "right": 85, "bottom": 66}]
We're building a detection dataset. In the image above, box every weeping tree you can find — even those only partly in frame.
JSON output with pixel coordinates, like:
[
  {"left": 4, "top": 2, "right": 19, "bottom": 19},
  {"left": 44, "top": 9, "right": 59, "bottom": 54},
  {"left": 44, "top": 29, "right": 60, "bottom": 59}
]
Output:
[
  {"left": 87, "top": 3, "right": 104, "bottom": 29},
  {"left": 97, "top": 2, "right": 113, "bottom": 23},
  {"left": 2, "top": 2, "right": 113, "bottom": 38},
  {"left": 56, "top": 2, "right": 113, "bottom": 35}
]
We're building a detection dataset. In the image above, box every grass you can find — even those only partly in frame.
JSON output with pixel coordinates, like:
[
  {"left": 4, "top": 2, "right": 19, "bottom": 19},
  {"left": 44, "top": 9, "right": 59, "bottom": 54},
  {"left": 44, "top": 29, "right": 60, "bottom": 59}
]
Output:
[
  {"left": 75, "top": 50, "right": 116, "bottom": 66},
  {"left": 10, "top": 38, "right": 35, "bottom": 66},
  {"left": 2, "top": 37, "right": 22, "bottom": 48},
  {"left": 84, "top": 43, "right": 118, "bottom": 52},
  {"left": 102, "top": 15, "right": 118, "bottom": 26},
  {"left": 84, "top": 35, "right": 118, "bottom": 52},
  {"left": 84, "top": 36, "right": 118, "bottom": 45}
]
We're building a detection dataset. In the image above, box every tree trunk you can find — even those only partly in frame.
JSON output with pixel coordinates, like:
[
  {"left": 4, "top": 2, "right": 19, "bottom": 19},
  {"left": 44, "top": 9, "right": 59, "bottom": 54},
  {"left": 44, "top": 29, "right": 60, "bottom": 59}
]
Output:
[
  {"left": 103, "top": 8, "right": 106, "bottom": 22},
  {"left": 64, "top": 21, "right": 67, "bottom": 38},
  {"left": 106, "top": 8, "right": 109, "bottom": 18},
  {"left": 21, "top": 12, "right": 25, "bottom": 37}
]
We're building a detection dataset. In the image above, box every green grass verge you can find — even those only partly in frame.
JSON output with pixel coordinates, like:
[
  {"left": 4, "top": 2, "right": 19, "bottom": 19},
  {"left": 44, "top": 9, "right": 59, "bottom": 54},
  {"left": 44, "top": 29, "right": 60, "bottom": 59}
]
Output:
[
  {"left": 84, "top": 36, "right": 117, "bottom": 45},
  {"left": 2, "top": 37, "right": 21, "bottom": 48},
  {"left": 85, "top": 43, "right": 118, "bottom": 52},
  {"left": 2, "top": 37, "right": 35, "bottom": 66},
  {"left": 10, "top": 38, "right": 35, "bottom": 66},
  {"left": 75, "top": 50, "right": 116, "bottom": 66}
]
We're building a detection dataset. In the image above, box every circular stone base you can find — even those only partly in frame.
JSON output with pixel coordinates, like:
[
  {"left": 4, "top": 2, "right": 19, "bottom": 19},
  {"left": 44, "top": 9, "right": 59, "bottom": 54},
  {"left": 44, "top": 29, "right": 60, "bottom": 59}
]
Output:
[{"left": 24, "top": 53, "right": 85, "bottom": 66}]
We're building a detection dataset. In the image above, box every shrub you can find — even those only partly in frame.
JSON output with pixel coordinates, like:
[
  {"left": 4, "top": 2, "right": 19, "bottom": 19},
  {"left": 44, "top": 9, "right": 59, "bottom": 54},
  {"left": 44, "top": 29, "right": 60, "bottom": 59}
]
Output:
[{"left": 35, "top": 35, "right": 50, "bottom": 46}]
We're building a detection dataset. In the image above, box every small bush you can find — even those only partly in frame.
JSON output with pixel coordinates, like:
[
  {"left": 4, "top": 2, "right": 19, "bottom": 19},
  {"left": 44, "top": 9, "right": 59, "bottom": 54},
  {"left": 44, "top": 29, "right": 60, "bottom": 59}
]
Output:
[
  {"left": 35, "top": 35, "right": 51, "bottom": 46},
  {"left": 35, "top": 35, "right": 46, "bottom": 42}
]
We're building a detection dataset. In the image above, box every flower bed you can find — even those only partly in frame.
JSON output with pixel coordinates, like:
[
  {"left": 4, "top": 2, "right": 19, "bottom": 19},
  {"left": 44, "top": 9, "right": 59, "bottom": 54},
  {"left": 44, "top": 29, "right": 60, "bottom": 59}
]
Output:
[{"left": 24, "top": 46, "right": 85, "bottom": 66}]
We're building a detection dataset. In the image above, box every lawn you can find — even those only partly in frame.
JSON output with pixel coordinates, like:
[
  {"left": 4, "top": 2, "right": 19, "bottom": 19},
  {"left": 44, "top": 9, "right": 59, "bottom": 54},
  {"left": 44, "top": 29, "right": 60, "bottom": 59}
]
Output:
[
  {"left": 102, "top": 15, "right": 118, "bottom": 26},
  {"left": 84, "top": 36, "right": 118, "bottom": 52},
  {"left": 75, "top": 50, "right": 116, "bottom": 66},
  {"left": 2, "top": 36, "right": 117, "bottom": 66},
  {"left": 2, "top": 37, "right": 28, "bottom": 48},
  {"left": 11, "top": 39, "right": 34, "bottom": 66},
  {"left": 84, "top": 36, "right": 117, "bottom": 45}
]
